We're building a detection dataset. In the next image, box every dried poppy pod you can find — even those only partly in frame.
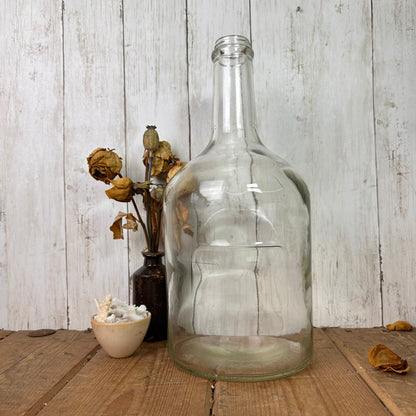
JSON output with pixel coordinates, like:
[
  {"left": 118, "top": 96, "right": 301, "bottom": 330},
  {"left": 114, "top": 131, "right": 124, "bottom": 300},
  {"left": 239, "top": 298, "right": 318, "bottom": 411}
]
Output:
[{"left": 143, "top": 125, "right": 160, "bottom": 153}]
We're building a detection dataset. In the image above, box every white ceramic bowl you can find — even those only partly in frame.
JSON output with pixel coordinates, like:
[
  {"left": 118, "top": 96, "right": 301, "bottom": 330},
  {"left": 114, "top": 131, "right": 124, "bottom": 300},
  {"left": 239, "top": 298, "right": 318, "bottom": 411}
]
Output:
[{"left": 91, "top": 313, "right": 151, "bottom": 358}]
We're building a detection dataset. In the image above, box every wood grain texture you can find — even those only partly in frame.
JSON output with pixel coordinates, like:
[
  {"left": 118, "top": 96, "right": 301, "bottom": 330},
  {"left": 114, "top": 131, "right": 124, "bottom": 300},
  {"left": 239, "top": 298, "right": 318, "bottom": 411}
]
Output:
[
  {"left": 37, "top": 341, "right": 209, "bottom": 416},
  {"left": 325, "top": 327, "right": 416, "bottom": 415},
  {"left": 0, "top": 0, "right": 67, "bottom": 329},
  {"left": 373, "top": 0, "right": 416, "bottom": 325},
  {"left": 251, "top": 0, "right": 314, "bottom": 183},
  {"left": 212, "top": 328, "right": 390, "bottom": 416},
  {"left": 123, "top": 0, "right": 189, "bottom": 282},
  {"left": 187, "top": 0, "right": 251, "bottom": 158},
  {"left": 0, "top": 330, "right": 98, "bottom": 416},
  {"left": 63, "top": 0, "right": 128, "bottom": 329},
  {"left": 308, "top": 1, "right": 381, "bottom": 327}
]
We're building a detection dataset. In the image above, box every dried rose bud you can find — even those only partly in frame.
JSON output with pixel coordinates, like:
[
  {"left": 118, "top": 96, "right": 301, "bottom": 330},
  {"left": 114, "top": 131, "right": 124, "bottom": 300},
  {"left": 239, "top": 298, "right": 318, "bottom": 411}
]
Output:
[
  {"left": 143, "top": 125, "right": 160, "bottom": 153},
  {"left": 87, "top": 148, "right": 122, "bottom": 184},
  {"left": 105, "top": 177, "right": 134, "bottom": 202}
]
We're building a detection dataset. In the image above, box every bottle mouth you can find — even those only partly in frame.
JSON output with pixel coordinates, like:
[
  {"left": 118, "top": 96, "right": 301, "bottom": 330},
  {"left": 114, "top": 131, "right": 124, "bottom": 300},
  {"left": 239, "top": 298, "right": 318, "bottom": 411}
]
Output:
[{"left": 211, "top": 35, "right": 254, "bottom": 62}]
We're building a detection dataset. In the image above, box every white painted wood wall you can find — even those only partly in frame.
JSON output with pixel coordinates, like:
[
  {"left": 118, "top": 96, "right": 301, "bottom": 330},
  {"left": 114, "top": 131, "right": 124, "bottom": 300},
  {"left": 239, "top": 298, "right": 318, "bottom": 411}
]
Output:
[{"left": 1, "top": 0, "right": 415, "bottom": 330}]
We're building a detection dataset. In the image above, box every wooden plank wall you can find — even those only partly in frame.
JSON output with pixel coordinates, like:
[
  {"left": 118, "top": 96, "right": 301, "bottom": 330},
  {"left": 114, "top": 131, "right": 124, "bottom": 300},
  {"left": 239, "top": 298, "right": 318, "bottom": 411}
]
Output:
[{"left": 0, "top": 0, "right": 414, "bottom": 330}]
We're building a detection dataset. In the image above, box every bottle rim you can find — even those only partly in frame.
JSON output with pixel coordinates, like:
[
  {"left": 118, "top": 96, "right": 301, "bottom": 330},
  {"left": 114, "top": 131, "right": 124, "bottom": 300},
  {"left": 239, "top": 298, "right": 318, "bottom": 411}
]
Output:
[{"left": 211, "top": 35, "right": 254, "bottom": 62}]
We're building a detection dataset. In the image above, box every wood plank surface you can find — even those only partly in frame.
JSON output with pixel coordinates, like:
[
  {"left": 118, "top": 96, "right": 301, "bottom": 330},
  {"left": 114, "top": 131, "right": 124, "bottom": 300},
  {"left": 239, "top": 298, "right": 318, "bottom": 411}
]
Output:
[
  {"left": 37, "top": 341, "right": 209, "bottom": 416},
  {"left": 325, "top": 327, "right": 416, "bottom": 416},
  {"left": 0, "top": 330, "right": 98, "bottom": 416},
  {"left": 0, "top": 0, "right": 67, "bottom": 329},
  {"left": 212, "top": 328, "right": 390, "bottom": 416},
  {"left": 373, "top": 0, "right": 416, "bottom": 326},
  {"left": 63, "top": 0, "right": 129, "bottom": 330}
]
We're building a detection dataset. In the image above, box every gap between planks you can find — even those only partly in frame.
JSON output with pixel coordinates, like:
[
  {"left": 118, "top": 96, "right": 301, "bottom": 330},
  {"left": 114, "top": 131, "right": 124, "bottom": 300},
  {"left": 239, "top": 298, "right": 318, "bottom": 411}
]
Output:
[{"left": 26, "top": 344, "right": 101, "bottom": 416}]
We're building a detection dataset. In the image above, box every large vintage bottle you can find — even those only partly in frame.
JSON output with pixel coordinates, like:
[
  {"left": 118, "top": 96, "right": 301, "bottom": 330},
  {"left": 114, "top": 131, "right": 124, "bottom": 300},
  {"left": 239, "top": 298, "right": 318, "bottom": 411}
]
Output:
[{"left": 164, "top": 35, "right": 312, "bottom": 381}]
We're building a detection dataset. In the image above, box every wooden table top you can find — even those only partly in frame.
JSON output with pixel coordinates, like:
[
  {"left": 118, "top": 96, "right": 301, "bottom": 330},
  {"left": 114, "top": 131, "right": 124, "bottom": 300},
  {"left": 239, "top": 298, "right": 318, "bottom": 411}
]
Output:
[{"left": 0, "top": 327, "right": 415, "bottom": 415}]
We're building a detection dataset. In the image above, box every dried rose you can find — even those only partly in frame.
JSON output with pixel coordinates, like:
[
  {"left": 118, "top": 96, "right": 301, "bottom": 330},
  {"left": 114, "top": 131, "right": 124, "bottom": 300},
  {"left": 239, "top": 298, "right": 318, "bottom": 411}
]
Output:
[
  {"left": 143, "top": 125, "right": 160, "bottom": 153},
  {"left": 386, "top": 321, "right": 413, "bottom": 331},
  {"left": 87, "top": 148, "right": 122, "bottom": 184},
  {"left": 105, "top": 177, "right": 134, "bottom": 202},
  {"left": 369, "top": 344, "right": 410, "bottom": 373}
]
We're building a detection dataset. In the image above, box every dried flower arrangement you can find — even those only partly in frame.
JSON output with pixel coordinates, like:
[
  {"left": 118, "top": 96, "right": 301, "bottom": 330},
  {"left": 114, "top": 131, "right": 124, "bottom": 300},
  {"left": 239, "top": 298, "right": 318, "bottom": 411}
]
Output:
[{"left": 87, "top": 126, "right": 185, "bottom": 253}]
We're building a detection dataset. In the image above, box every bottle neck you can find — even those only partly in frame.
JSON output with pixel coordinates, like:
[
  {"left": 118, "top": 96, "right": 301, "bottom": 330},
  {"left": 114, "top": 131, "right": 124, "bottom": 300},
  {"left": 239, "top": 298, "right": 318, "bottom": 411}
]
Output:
[{"left": 210, "top": 36, "right": 259, "bottom": 147}]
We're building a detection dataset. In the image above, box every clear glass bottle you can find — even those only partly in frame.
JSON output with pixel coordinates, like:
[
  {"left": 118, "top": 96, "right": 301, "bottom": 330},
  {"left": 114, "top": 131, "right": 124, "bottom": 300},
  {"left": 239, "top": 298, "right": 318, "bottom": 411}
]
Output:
[{"left": 164, "top": 35, "right": 312, "bottom": 381}]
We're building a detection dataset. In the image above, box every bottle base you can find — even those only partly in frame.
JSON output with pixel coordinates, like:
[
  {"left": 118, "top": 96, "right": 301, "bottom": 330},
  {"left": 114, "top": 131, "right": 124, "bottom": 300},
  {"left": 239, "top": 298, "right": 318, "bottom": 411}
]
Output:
[{"left": 168, "top": 334, "right": 312, "bottom": 382}]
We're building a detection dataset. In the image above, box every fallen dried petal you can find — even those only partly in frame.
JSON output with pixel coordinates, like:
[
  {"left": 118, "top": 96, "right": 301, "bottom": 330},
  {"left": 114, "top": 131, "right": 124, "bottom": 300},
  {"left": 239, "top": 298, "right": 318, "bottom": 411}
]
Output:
[
  {"left": 386, "top": 320, "right": 413, "bottom": 331},
  {"left": 28, "top": 329, "right": 56, "bottom": 337},
  {"left": 369, "top": 344, "right": 409, "bottom": 373},
  {"left": 379, "top": 359, "right": 410, "bottom": 373}
]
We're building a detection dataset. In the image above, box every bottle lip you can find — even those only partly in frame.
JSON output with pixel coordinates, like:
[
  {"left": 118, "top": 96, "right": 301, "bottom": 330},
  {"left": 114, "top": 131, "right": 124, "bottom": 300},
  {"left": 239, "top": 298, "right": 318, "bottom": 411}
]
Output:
[{"left": 211, "top": 35, "right": 254, "bottom": 62}]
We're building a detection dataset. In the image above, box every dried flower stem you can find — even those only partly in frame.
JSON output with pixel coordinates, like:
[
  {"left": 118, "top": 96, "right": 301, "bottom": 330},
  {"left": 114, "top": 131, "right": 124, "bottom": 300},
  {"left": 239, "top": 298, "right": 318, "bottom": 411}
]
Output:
[
  {"left": 131, "top": 197, "right": 150, "bottom": 250},
  {"left": 146, "top": 152, "right": 153, "bottom": 251},
  {"left": 118, "top": 173, "right": 150, "bottom": 249}
]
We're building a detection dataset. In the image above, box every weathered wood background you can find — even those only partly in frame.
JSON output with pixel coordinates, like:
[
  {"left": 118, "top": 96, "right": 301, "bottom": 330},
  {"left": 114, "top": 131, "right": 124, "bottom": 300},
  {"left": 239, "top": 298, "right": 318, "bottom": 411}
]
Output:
[{"left": 0, "top": 0, "right": 415, "bottom": 330}]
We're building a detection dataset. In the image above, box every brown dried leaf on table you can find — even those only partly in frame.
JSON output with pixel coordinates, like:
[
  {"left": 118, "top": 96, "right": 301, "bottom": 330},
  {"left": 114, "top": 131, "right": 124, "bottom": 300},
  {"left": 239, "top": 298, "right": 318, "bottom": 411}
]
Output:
[
  {"left": 369, "top": 344, "right": 410, "bottom": 373},
  {"left": 386, "top": 320, "right": 413, "bottom": 331},
  {"left": 28, "top": 329, "right": 56, "bottom": 337}
]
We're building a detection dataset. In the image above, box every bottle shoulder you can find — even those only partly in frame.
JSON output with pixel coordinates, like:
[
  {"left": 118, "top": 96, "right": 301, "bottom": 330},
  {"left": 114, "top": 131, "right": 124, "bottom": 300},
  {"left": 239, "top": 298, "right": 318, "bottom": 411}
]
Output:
[{"left": 165, "top": 147, "right": 309, "bottom": 206}]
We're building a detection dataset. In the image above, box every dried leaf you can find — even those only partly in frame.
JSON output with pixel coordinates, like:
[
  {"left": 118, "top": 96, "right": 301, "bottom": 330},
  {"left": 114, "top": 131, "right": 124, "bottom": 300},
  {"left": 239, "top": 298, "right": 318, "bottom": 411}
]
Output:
[
  {"left": 369, "top": 344, "right": 410, "bottom": 373},
  {"left": 386, "top": 320, "right": 413, "bottom": 331},
  {"left": 105, "top": 177, "right": 134, "bottom": 202},
  {"left": 143, "top": 141, "right": 173, "bottom": 176},
  {"left": 109, "top": 211, "right": 138, "bottom": 238},
  {"left": 123, "top": 213, "right": 138, "bottom": 231},
  {"left": 150, "top": 186, "right": 164, "bottom": 203},
  {"left": 87, "top": 148, "right": 122, "bottom": 184},
  {"left": 167, "top": 162, "right": 187, "bottom": 183},
  {"left": 110, "top": 214, "right": 124, "bottom": 239}
]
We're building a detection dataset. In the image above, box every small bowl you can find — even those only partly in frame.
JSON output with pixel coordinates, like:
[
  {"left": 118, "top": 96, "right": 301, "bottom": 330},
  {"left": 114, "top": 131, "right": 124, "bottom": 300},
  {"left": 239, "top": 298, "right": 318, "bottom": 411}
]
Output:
[{"left": 91, "top": 313, "right": 151, "bottom": 358}]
